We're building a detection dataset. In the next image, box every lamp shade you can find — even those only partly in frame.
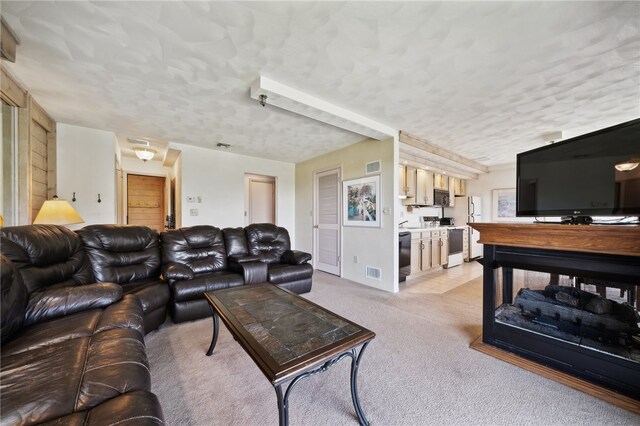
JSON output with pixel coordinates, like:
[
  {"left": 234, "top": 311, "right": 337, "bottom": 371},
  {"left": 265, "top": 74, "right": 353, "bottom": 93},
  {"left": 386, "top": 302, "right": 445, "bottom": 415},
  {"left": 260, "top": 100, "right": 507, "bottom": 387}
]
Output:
[
  {"left": 33, "top": 199, "right": 84, "bottom": 225},
  {"left": 134, "top": 147, "right": 156, "bottom": 161}
]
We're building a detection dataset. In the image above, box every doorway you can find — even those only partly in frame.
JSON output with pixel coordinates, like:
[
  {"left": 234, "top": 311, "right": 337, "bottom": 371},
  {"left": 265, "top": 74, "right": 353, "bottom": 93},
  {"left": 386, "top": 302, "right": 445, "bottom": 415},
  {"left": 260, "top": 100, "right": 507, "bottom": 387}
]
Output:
[
  {"left": 313, "top": 167, "right": 341, "bottom": 275},
  {"left": 127, "top": 174, "right": 166, "bottom": 232},
  {"left": 245, "top": 174, "right": 275, "bottom": 225}
]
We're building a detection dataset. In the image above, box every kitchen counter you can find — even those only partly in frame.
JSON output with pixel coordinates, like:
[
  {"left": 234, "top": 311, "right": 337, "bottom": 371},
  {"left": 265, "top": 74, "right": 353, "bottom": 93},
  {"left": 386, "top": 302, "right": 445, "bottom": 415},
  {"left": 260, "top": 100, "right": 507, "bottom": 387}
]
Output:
[{"left": 399, "top": 225, "right": 468, "bottom": 233}]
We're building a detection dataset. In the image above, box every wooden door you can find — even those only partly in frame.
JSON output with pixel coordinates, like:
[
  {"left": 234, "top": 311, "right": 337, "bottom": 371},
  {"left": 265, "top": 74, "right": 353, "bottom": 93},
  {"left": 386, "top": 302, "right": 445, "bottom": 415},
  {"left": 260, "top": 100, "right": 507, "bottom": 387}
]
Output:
[
  {"left": 127, "top": 174, "right": 165, "bottom": 232},
  {"left": 314, "top": 168, "right": 341, "bottom": 275}
]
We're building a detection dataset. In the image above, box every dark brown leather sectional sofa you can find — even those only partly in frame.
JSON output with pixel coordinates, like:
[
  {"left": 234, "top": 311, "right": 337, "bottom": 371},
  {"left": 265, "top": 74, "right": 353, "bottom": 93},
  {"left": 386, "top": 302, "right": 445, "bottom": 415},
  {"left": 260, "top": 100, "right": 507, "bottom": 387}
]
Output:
[{"left": 0, "top": 222, "right": 312, "bottom": 425}]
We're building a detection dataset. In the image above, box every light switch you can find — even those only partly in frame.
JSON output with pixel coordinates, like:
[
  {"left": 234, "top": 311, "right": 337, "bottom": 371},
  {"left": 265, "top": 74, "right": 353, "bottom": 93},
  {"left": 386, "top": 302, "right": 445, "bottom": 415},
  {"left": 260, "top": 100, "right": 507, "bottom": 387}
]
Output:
[
  {"left": 383, "top": 207, "right": 390, "bottom": 215},
  {"left": 190, "top": 208, "right": 198, "bottom": 216},
  {"left": 197, "top": 196, "right": 202, "bottom": 203}
]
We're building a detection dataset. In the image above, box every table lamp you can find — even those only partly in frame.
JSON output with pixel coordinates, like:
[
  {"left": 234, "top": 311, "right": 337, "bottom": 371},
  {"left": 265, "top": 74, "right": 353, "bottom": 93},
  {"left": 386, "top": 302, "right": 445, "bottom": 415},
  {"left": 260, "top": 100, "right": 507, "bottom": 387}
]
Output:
[{"left": 33, "top": 196, "right": 84, "bottom": 225}]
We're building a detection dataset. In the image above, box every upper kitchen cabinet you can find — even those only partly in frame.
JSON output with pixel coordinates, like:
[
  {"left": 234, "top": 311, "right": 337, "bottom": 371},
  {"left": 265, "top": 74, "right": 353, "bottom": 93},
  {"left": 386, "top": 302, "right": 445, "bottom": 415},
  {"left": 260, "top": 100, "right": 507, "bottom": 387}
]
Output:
[
  {"left": 415, "top": 168, "right": 434, "bottom": 205},
  {"left": 434, "top": 173, "right": 448, "bottom": 190},
  {"left": 450, "top": 178, "right": 466, "bottom": 196},
  {"left": 399, "top": 165, "right": 416, "bottom": 200}
]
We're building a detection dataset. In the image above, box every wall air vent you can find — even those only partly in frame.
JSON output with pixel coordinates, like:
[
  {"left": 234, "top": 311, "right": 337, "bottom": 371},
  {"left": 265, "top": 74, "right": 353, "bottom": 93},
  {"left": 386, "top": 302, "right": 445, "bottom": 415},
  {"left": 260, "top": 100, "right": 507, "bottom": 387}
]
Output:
[
  {"left": 366, "top": 160, "right": 381, "bottom": 175},
  {"left": 366, "top": 266, "right": 381, "bottom": 280}
]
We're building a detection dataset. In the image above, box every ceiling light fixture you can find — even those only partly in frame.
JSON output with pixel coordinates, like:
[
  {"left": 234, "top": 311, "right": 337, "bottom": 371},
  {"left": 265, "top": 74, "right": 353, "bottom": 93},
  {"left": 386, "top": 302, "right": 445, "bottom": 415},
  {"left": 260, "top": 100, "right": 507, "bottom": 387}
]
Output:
[
  {"left": 133, "top": 147, "right": 156, "bottom": 162},
  {"left": 250, "top": 76, "right": 396, "bottom": 140},
  {"left": 615, "top": 158, "right": 640, "bottom": 172},
  {"left": 216, "top": 142, "right": 231, "bottom": 149}
]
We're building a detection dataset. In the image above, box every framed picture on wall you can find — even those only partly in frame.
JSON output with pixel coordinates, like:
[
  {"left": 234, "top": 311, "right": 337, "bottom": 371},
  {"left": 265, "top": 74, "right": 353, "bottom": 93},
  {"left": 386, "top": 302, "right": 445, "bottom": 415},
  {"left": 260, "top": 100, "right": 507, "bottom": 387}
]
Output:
[
  {"left": 343, "top": 175, "right": 380, "bottom": 227},
  {"left": 492, "top": 188, "right": 519, "bottom": 222}
]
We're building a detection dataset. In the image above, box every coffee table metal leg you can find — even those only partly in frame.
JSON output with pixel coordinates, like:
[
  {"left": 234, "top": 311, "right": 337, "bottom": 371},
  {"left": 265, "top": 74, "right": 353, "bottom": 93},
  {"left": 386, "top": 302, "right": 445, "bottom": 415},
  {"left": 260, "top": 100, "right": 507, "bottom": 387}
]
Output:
[
  {"left": 275, "top": 384, "right": 288, "bottom": 426},
  {"left": 350, "top": 341, "right": 371, "bottom": 426},
  {"left": 271, "top": 342, "right": 371, "bottom": 426},
  {"left": 206, "top": 306, "right": 219, "bottom": 356}
]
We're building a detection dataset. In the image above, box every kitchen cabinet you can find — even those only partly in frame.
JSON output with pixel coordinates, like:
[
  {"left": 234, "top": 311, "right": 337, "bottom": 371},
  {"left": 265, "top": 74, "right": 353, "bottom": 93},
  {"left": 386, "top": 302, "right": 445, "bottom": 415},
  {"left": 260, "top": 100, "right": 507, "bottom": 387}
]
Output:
[
  {"left": 450, "top": 178, "right": 466, "bottom": 196},
  {"left": 430, "top": 230, "right": 449, "bottom": 267},
  {"left": 410, "top": 231, "right": 434, "bottom": 272},
  {"left": 414, "top": 169, "right": 434, "bottom": 205},
  {"left": 434, "top": 173, "right": 448, "bottom": 190},
  {"left": 399, "top": 165, "right": 417, "bottom": 200},
  {"left": 400, "top": 166, "right": 434, "bottom": 206}
]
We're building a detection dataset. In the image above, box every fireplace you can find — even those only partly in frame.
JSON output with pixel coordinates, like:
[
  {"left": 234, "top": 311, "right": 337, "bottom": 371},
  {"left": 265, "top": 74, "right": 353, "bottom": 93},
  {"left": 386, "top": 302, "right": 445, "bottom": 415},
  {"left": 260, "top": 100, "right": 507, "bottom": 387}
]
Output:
[{"left": 471, "top": 223, "right": 640, "bottom": 401}]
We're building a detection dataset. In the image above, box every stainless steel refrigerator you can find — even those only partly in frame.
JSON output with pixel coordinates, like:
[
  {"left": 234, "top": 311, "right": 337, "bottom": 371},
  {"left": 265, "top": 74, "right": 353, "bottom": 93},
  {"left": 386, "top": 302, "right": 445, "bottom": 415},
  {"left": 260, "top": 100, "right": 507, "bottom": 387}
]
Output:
[{"left": 453, "top": 195, "right": 483, "bottom": 259}]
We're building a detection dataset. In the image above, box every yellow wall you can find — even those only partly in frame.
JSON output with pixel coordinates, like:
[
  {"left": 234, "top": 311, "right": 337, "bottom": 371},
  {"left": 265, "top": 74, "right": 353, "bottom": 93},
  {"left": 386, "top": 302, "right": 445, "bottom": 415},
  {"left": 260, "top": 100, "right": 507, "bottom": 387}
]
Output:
[{"left": 295, "top": 137, "right": 397, "bottom": 292}]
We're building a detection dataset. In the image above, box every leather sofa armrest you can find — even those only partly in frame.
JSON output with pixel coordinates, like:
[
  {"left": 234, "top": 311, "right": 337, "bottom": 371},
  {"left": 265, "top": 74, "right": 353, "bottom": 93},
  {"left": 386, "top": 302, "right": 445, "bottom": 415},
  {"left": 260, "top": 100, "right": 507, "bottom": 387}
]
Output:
[
  {"left": 24, "top": 283, "right": 123, "bottom": 326},
  {"left": 281, "top": 250, "right": 312, "bottom": 265},
  {"left": 228, "top": 260, "right": 268, "bottom": 285},
  {"left": 228, "top": 254, "right": 261, "bottom": 264},
  {"left": 161, "top": 263, "right": 194, "bottom": 282}
]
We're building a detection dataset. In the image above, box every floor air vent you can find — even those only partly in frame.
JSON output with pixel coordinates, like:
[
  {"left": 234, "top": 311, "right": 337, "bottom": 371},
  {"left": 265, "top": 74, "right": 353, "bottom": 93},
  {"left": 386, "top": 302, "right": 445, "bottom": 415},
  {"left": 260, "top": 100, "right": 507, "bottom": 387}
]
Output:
[{"left": 366, "top": 266, "right": 381, "bottom": 280}]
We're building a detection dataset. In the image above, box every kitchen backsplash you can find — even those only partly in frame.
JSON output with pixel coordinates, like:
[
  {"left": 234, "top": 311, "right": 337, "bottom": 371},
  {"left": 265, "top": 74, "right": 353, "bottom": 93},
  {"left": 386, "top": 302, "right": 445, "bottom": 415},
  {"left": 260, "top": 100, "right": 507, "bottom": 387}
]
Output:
[{"left": 400, "top": 205, "right": 452, "bottom": 225}]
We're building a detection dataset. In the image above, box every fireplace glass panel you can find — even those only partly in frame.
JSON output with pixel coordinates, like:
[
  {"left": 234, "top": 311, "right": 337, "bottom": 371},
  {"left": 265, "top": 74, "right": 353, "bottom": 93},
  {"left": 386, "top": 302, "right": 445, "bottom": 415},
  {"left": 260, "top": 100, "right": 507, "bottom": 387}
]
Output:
[{"left": 494, "top": 269, "right": 640, "bottom": 364}]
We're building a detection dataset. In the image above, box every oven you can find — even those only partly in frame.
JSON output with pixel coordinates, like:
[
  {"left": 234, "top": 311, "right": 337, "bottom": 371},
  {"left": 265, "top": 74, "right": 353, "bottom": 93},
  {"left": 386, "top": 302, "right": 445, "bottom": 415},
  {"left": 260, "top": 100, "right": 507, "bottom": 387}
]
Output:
[{"left": 444, "top": 228, "right": 464, "bottom": 268}]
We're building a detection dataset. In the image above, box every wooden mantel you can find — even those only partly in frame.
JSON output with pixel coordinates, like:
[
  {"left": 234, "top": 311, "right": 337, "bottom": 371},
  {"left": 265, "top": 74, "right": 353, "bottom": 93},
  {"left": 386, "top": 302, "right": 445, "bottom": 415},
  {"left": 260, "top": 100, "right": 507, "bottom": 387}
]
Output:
[{"left": 469, "top": 223, "right": 640, "bottom": 257}]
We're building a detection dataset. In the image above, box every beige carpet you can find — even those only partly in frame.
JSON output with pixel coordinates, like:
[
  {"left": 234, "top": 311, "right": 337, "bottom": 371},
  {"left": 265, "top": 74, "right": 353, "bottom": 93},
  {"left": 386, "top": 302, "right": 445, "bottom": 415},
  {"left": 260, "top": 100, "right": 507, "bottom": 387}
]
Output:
[{"left": 145, "top": 272, "right": 639, "bottom": 425}]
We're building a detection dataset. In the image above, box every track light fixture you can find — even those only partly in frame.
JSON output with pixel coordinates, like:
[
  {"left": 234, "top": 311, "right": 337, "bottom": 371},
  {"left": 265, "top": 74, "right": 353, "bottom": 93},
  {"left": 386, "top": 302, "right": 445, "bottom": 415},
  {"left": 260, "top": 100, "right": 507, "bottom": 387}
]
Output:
[{"left": 259, "top": 94, "right": 267, "bottom": 107}]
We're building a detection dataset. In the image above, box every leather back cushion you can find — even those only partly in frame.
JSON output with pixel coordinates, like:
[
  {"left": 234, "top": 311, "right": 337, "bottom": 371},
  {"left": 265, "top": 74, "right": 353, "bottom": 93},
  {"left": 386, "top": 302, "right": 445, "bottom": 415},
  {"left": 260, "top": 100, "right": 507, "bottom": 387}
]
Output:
[
  {"left": 0, "top": 255, "right": 28, "bottom": 344},
  {"left": 223, "top": 227, "right": 248, "bottom": 257},
  {"left": 78, "top": 225, "right": 161, "bottom": 283},
  {"left": 161, "top": 226, "right": 227, "bottom": 274},
  {"left": 0, "top": 225, "right": 93, "bottom": 292},
  {"left": 245, "top": 223, "right": 291, "bottom": 264}
]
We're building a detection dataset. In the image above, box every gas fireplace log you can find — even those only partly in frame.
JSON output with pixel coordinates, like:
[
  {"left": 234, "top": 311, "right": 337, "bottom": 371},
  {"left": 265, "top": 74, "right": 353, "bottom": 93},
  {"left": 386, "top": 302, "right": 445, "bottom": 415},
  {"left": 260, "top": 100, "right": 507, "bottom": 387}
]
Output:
[{"left": 514, "top": 288, "right": 640, "bottom": 335}]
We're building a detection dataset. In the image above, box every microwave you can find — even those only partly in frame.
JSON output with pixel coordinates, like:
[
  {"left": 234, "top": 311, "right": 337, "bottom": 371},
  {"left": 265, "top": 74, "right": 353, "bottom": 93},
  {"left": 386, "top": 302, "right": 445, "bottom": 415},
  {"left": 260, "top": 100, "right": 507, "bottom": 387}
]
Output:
[{"left": 433, "top": 189, "right": 451, "bottom": 207}]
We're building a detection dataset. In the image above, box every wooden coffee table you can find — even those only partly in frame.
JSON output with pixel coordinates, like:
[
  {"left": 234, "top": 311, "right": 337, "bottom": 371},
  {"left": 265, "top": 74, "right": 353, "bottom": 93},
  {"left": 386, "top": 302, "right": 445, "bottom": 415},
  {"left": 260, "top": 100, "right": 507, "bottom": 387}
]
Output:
[{"left": 204, "top": 283, "right": 375, "bottom": 426}]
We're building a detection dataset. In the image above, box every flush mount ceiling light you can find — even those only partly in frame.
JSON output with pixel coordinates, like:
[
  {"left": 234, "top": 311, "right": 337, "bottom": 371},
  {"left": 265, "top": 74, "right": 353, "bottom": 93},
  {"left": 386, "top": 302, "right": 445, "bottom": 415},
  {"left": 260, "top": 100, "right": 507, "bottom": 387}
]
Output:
[
  {"left": 250, "top": 76, "right": 396, "bottom": 140},
  {"left": 615, "top": 158, "right": 640, "bottom": 172},
  {"left": 128, "top": 138, "right": 156, "bottom": 162},
  {"left": 133, "top": 147, "right": 156, "bottom": 162}
]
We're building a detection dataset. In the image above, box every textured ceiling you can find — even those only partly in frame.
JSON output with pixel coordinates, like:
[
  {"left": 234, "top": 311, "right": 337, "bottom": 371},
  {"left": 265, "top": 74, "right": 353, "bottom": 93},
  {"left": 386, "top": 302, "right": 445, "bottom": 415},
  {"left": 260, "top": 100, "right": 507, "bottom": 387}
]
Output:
[{"left": 3, "top": 1, "right": 639, "bottom": 165}]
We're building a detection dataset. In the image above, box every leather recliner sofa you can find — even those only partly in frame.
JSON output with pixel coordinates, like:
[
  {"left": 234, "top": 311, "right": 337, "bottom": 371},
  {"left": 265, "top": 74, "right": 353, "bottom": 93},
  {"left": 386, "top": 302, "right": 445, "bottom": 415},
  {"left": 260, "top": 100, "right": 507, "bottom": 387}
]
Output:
[
  {"left": 0, "top": 226, "right": 164, "bottom": 425},
  {"left": 77, "top": 225, "right": 170, "bottom": 333},
  {"left": 160, "top": 225, "right": 244, "bottom": 323},
  {"left": 160, "top": 223, "right": 313, "bottom": 323}
]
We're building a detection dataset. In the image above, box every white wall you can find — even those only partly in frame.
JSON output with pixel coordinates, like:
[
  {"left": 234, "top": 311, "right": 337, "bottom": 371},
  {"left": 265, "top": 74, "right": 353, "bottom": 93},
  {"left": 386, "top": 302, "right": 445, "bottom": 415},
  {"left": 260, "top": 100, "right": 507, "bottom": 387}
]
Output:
[
  {"left": 56, "top": 123, "right": 117, "bottom": 229},
  {"left": 296, "top": 138, "right": 397, "bottom": 293},
  {"left": 465, "top": 164, "right": 533, "bottom": 223},
  {"left": 174, "top": 143, "right": 296, "bottom": 238}
]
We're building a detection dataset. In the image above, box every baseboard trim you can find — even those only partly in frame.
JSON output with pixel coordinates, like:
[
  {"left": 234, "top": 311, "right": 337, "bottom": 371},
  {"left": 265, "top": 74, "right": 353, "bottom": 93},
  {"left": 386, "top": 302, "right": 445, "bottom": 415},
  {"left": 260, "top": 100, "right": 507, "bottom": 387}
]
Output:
[{"left": 470, "top": 335, "right": 640, "bottom": 415}]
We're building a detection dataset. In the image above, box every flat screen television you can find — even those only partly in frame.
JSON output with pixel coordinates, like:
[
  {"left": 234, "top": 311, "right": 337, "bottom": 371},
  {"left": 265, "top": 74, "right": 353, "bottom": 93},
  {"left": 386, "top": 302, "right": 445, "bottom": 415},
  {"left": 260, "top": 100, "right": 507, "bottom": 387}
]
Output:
[{"left": 516, "top": 118, "right": 640, "bottom": 218}]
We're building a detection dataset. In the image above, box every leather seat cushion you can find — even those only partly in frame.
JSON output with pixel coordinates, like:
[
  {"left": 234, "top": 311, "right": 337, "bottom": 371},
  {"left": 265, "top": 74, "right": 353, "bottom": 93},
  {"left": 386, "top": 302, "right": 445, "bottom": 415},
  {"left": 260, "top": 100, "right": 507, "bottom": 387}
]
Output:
[
  {"left": 1, "top": 225, "right": 93, "bottom": 292},
  {"left": 267, "top": 263, "right": 314, "bottom": 284},
  {"left": 1, "top": 255, "right": 28, "bottom": 344},
  {"left": 161, "top": 226, "right": 228, "bottom": 274},
  {"left": 172, "top": 272, "right": 244, "bottom": 302},
  {"left": 121, "top": 280, "right": 169, "bottom": 314},
  {"left": 0, "top": 328, "right": 150, "bottom": 425},
  {"left": 2, "top": 294, "right": 145, "bottom": 357},
  {"left": 245, "top": 224, "right": 291, "bottom": 264},
  {"left": 78, "top": 225, "right": 161, "bottom": 284},
  {"left": 38, "top": 390, "right": 164, "bottom": 426}
]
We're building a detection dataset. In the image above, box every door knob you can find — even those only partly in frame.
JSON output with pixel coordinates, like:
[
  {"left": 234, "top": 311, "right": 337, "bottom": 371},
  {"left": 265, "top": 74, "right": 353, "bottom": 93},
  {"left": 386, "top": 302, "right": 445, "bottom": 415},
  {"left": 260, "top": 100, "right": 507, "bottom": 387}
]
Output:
[{"left": 313, "top": 225, "right": 319, "bottom": 228}]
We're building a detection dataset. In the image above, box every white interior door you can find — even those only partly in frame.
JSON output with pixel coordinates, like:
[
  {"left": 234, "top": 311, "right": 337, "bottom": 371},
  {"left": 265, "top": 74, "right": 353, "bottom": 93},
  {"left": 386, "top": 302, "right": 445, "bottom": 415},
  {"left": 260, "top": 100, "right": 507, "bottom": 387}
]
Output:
[
  {"left": 314, "top": 168, "right": 341, "bottom": 275},
  {"left": 248, "top": 177, "right": 275, "bottom": 224}
]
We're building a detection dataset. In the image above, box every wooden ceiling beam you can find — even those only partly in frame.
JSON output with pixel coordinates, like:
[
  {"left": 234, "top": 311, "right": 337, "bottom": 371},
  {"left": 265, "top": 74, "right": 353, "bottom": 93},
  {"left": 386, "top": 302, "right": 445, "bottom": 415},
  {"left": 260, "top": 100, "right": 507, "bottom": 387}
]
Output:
[
  {"left": 399, "top": 152, "right": 479, "bottom": 180},
  {"left": 400, "top": 131, "right": 489, "bottom": 174}
]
